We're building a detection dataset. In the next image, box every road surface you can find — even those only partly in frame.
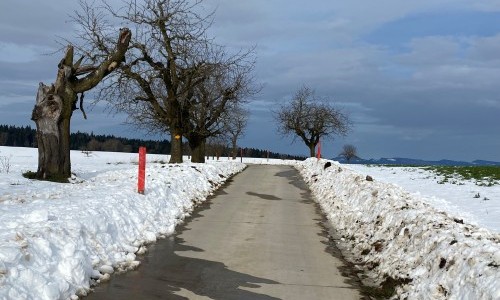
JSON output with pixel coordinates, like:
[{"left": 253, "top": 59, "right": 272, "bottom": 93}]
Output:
[{"left": 87, "top": 165, "right": 364, "bottom": 299}]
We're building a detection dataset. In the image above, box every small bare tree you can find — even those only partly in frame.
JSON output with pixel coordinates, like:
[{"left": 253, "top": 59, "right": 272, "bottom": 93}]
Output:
[
  {"left": 339, "top": 144, "right": 358, "bottom": 163},
  {"left": 224, "top": 104, "right": 248, "bottom": 159},
  {"left": 206, "top": 135, "right": 228, "bottom": 160},
  {"left": 0, "top": 155, "right": 12, "bottom": 174},
  {"left": 274, "top": 86, "right": 351, "bottom": 157}
]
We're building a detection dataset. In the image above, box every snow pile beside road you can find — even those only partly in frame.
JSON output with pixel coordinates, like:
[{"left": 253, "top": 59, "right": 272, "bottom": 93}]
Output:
[
  {"left": 297, "top": 158, "right": 500, "bottom": 299},
  {"left": 0, "top": 149, "right": 244, "bottom": 299},
  {"left": 347, "top": 164, "right": 500, "bottom": 232}
]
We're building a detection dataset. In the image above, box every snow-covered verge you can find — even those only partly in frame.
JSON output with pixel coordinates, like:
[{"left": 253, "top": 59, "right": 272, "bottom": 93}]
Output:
[
  {"left": 347, "top": 165, "right": 500, "bottom": 232},
  {"left": 297, "top": 158, "right": 500, "bottom": 300},
  {"left": 0, "top": 147, "right": 245, "bottom": 300}
]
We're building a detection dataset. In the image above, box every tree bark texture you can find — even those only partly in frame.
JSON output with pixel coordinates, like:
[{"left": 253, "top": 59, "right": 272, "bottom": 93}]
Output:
[
  {"left": 31, "top": 29, "right": 131, "bottom": 180},
  {"left": 308, "top": 143, "right": 316, "bottom": 158},
  {"left": 169, "top": 128, "right": 183, "bottom": 163},
  {"left": 189, "top": 135, "right": 206, "bottom": 163},
  {"left": 231, "top": 137, "right": 238, "bottom": 159},
  {"left": 32, "top": 84, "right": 72, "bottom": 179}
]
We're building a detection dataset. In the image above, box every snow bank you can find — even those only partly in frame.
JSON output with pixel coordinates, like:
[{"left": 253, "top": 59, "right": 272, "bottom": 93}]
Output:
[
  {"left": 297, "top": 158, "right": 500, "bottom": 299},
  {"left": 0, "top": 150, "right": 245, "bottom": 299},
  {"left": 347, "top": 165, "right": 500, "bottom": 232}
]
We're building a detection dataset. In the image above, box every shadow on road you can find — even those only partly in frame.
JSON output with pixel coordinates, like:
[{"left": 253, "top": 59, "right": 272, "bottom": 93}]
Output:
[
  {"left": 246, "top": 191, "right": 282, "bottom": 200},
  {"left": 88, "top": 234, "right": 280, "bottom": 300},
  {"left": 87, "top": 173, "right": 280, "bottom": 300},
  {"left": 274, "top": 168, "right": 311, "bottom": 201}
]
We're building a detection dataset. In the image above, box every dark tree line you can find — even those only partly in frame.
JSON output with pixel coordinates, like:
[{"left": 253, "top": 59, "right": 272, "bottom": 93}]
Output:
[
  {"left": 0, "top": 124, "right": 304, "bottom": 160},
  {"left": 239, "top": 147, "right": 305, "bottom": 160},
  {"left": 70, "top": 132, "right": 171, "bottom": 154},
  {"left": 0, "top": 125, "right": 36, "bottom": 147},
  {"left": 0, "top": 125, "right": 170, "bottom": 154}
]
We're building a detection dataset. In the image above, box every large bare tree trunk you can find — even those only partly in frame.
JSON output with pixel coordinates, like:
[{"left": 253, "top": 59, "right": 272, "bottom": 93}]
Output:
[
  {"left": 31, "top": 29, "right": 131, "bottom": 181},
  {"left": 32, "top": 84, "right": 74, "bottom": 180},
  {"left": 189, "top": 134, "right": 206, "bottom": 163},
  {"left": 169, "top": 128, "right": 183, "bottom": 163},
  {"left": 230, "top": 136, "right": 238, "bottom": 160},
  {"left": 308, "top": 143, "right": 316, "bottom": 158}
]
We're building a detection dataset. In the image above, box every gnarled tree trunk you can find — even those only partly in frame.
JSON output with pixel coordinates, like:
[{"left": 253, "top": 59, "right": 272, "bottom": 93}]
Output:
[
  {"left": 31, "top": 29, "right": 131, "bottom": 181},
  {"left": 32, "top": 83, "right": 74, "bottom": 180}
]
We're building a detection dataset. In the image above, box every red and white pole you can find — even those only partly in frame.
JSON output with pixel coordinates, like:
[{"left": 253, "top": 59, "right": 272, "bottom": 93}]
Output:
[
  {"left": 138, "top": 146, "right": 146, "bottom": 194},
  {"left": 316, "top": 140, "right": 321, "bottom": 159}
]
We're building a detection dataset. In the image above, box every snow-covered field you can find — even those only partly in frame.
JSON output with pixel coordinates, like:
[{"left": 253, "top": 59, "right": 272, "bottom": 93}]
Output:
[
  {"left": 1, "top": 147, "right": 499, "bottom": 299},
  {"left": 0, "top": 146, "right": 245, "bottom": 299},
  {"left": 347, "top": 164, "right": 500, "bottom": 233},
  {"left": 297, "top": 159, "right": 500, "bottom": 299}
]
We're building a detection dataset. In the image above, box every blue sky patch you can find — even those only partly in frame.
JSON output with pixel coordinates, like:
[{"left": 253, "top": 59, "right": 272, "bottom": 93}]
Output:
[{"left": 364, "top": 11, "right": 500, "bottom": 51}]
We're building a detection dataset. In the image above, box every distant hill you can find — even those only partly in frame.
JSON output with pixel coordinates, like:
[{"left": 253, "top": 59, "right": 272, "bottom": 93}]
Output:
[{"left": 333, "top": 156, "right": 500, "bottom": 166}]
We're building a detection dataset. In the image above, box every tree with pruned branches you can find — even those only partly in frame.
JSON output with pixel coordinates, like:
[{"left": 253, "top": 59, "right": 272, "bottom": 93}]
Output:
[
  {"left": 31, "top": 28, "right": 131, "bottom": 181},
  {"left": 274, "top": 86, "right": 351, "bottom": 157}
]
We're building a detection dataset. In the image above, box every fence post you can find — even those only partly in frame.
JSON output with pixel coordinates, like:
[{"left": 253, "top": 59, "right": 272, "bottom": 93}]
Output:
[{"left": 138, "top": 147, "right": 146, "bottom": 194}]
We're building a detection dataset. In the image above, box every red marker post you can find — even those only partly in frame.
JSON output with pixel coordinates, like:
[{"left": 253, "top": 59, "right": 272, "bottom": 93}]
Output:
[
  {"left": 138, "top": 147, "right": 146, "bottom": 194},
  {"left": 316, "top": 140, "right": 321, "bottom": 159}
]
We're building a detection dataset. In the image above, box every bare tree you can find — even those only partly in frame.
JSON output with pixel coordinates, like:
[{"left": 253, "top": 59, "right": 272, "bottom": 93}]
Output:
[
  {"left": 339, "top": 144, "right": 358, "bottom": 163},
  {"left": 274, "top": 86, "right": 351, "bottom": 157},
  {"left": 206, "top": 135, "right": 228, "bottom": 160},
  {"left": 73, "top": 0, "right": 256, "bottom": 164},
  {"left": 72, "top": 0, "right": 213, "bottom": 163},
  {"left": 184, "top": 48, "right": 256, "bottom": 163},
  {"left": 224, "top": 104, "right": 248, "bottom": 159},
  {"left": 31, "top": 28, "right": 131, "bottom": 180}
]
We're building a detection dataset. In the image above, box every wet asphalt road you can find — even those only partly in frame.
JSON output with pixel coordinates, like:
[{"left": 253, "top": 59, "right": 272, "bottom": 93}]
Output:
[{"left": 86, "top": 165, "right": 363, "bottom": 299}]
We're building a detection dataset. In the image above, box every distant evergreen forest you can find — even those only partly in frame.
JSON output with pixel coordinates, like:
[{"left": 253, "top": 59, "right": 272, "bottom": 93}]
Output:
[{"left": 0, "top": 124, "right": 305, "bottom": 160}]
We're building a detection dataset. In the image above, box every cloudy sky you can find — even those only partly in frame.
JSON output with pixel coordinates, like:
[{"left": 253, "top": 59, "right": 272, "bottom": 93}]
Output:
[{"left": 1, "top": 1, "right": 500, "bottom": 161}]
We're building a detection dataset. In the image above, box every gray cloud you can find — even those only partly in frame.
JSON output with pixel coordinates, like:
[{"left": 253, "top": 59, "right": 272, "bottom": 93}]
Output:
[{"left": 2, "top": 0, "right": 500, "bottom": 161}]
